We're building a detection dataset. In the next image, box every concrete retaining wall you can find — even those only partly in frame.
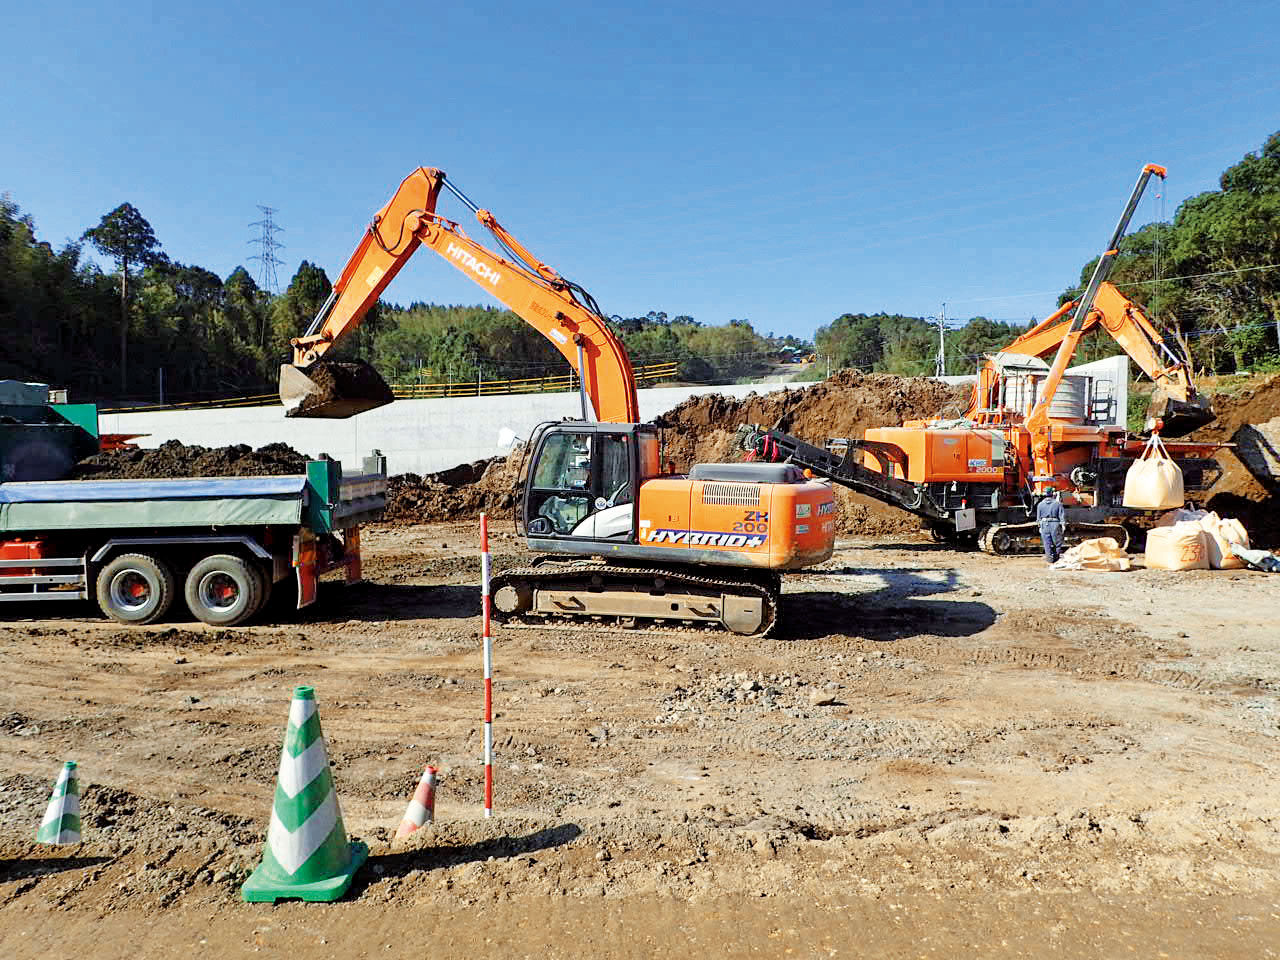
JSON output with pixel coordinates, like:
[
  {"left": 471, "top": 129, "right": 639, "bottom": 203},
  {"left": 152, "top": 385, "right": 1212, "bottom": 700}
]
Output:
[
  {"left": 100, "top": 382, "right": 807, "bottom": 476},
  {"left": 99, "top": 356, "right": 1128, "bottom": 478}
]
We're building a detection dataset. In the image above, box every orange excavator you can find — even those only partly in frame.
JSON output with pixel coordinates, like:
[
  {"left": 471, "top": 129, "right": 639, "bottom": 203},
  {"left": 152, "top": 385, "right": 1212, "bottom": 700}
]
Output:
[
  {"left": 744, "top": 164, "right": 1225, "bottom": 554},
  {"left": 278, "top": 167, "right": 835, "bottom": 634}
]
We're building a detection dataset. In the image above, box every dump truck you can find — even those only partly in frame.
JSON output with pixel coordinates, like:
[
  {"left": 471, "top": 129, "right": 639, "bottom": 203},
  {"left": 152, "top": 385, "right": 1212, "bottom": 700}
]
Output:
[{"left": 0, "top": 382, "right": 386, "bottom": 625}]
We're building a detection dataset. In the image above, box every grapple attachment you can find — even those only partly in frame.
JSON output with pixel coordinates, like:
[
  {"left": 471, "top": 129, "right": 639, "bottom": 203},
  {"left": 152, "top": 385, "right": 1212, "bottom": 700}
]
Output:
[
  {"left": 279, "top": 359, "right": 394, "bottom": 419},
  {"left": 1146, "top": 391, "right": 1215, "bottom": 438}
]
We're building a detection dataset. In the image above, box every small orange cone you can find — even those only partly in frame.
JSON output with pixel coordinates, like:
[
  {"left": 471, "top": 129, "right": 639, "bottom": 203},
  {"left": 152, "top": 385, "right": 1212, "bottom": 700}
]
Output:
[{"left": 394, "top": 766, "right": 437, "bottom": 840}]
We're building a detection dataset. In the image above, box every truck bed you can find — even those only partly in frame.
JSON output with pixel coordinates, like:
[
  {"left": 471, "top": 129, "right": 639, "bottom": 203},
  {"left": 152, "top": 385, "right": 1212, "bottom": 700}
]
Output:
[
  {"left": 0, "top": 476, "right": 309, "bottom": 531},
  {"left": 0, "top": 454, "right": 388, "bottom": 534}
]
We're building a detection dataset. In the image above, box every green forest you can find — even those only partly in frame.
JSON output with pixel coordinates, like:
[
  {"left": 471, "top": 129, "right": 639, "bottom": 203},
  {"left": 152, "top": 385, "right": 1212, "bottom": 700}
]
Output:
[{"left": 3, "top": 130, "right": 1279, "bottom": 404}]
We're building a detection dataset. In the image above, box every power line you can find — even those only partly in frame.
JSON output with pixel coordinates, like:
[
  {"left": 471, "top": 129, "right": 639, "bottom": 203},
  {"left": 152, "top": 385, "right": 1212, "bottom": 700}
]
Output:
[
  {"left": 949, "top": 262, "right": 1280, "bottom": 308},
  {"left": 1115, "top": 262, "right": 1280, "bottom": 289},
  {"left": 248, "top": 205, "right": 285, "bottom": 294}
]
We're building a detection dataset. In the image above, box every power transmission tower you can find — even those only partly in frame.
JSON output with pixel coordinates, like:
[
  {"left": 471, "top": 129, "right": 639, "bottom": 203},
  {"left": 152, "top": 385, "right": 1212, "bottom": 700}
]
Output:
[
  {"left": 248, "top": 205, "right": 285, "bottom": 294},
  {"left": 933, "top": 302, "right": 947, "bottom": 377}
]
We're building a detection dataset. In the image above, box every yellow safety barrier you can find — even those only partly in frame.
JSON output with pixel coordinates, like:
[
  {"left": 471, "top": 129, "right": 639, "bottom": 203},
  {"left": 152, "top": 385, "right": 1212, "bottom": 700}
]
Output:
[{"left": 100, "top": 362, "right": 681, "bottom": 413}]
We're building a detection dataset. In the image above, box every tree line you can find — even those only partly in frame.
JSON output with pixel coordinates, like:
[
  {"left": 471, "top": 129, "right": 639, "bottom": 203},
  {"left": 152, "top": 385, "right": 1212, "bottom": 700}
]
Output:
[
  {"left": 818, "top": 131, "right": 1280, "bottom": 379},
  {"left": 3, "top": 129, "right": 1277, "bottom": 402},
  {"left": 0, "top": 196, "right": 780, "bottom": 402}
]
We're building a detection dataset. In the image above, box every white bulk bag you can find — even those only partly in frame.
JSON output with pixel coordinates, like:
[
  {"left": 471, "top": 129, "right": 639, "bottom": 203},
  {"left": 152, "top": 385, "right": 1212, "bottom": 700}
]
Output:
[
  {"left": 1123, "top": 435, "right": 1185, "bottom": 510},
  {"left": 1200, "top": 513, "right": 1249, "bottom": 570},
  {"left": 1145, "top": 523, "right": 1209, "bottom": 570}
]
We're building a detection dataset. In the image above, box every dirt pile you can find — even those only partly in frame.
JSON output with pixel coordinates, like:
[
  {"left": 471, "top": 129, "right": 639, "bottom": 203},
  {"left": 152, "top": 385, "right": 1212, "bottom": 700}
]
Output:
[
  {"left": 384, "top": 455, "right": 523, "bottom": 525},
  {"left": 657, "top": 372, "right": 971, "bottom": 535},
  {"left": 1193, "top": 374, "right": 1280, "bottom": 547},
  {"left": 380, "top": 374, "right": 971, "bottom": 533},
  {"left": 656, "top": 370, "right": 969, "bottom": 468},
  {"left": 73, "top": 440, "right": 309, "bottom": 480}
]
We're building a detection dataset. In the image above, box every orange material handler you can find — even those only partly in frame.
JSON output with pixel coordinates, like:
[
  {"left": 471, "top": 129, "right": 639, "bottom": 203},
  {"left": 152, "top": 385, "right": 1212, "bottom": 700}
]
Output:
[
  {"left": 745, "top": 164, "right": 1224, "bottom": 555},
  {"left": 278, "top": 168, "right": 835, "bottom": 635}
]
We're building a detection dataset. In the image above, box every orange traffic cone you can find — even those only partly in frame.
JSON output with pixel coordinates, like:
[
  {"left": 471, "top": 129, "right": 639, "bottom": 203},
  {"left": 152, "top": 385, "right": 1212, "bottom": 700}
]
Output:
[{"left": 394, "top": 766, "right": 437, "bottom": 840}]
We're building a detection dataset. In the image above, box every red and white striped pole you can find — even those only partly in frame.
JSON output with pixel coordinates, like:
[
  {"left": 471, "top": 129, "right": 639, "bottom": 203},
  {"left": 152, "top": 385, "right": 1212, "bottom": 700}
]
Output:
[{"left": 481, "top": 512, "right": 493, "bottom": 818}]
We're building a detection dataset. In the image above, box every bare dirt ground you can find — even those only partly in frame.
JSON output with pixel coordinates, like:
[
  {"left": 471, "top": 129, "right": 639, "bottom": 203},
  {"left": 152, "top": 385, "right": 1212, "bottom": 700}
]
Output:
[{"left": 2, "top": 521, "right": 1279, "bottom": 959}]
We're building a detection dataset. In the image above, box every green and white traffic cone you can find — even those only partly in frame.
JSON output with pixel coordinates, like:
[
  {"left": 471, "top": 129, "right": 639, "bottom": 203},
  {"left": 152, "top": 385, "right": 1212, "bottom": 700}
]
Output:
[
  {"left": 36, "top": 761, "right": 81, "bottom": 845},
  {"left": 241, "top": 686, "right": 367, "bottom": 903}
]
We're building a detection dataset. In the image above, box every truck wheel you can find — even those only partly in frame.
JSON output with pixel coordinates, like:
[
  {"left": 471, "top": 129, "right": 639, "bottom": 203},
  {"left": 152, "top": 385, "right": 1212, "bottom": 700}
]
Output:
[
  {"left": 96, "top": 553, "right": 176, "bottom": 625},
  {"left": 184, "top": 554, "right": 265, "bottom": 626}
]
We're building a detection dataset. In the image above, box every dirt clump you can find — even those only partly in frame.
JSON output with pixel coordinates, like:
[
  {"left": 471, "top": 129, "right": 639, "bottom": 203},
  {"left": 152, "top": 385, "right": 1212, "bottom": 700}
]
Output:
[
  {"left": 384, "top": 454, "right": 523, "bottom": 525},
  {"left": 285, "top": 358, "right": 394, "bottom": 417},
  {"left": 72, "top": 439, "right": 309, "bottom": 480}
]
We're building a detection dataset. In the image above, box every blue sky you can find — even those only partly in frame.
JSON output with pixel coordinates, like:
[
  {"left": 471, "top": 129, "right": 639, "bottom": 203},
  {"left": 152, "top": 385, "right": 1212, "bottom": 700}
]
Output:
[{"left": 4, "top": 0, "right": 1278, "bottom": 336}]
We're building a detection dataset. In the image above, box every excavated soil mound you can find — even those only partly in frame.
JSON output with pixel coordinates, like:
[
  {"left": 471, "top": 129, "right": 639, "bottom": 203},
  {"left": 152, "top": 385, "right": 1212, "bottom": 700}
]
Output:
[
  {"left": 656, "top": 371, "right": 971, "bottom": 535},
  {"left": 380, "top": 373, "right": 972, "bottom": 533},
  {"left": 384, "top": 455, "right": 523, "bottom": 525},
  {"left": 1193, "top": 374, "right": 1280, "bottom": 547},
  {"left": 73, "top": 440, "right": 309, "bottom": 480}
]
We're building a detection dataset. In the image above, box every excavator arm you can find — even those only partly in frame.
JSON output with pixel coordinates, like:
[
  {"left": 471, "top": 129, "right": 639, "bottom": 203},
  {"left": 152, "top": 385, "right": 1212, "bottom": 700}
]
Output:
[
  {"left": 281, "top": 167, "right": 640, "bottom": 423},
  {"left": 961, "top": 163, "right": 1212, "bottom": 485},
  {"left": 966, "top": 281, "right": 1207, "bottom": 428}
]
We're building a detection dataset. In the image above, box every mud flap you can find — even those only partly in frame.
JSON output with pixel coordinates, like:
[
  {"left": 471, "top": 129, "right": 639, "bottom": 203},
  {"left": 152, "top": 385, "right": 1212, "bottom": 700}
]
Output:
[
  {"left": 343, "top": 527, "right": 362, "bottom": 584},
  {"left": 293, "top": 532, "right": 319, "bottom": 609}
]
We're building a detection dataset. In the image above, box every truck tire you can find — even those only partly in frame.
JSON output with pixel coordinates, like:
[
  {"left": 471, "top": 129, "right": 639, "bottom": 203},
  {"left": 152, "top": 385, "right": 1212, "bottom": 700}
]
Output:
[
  {"left": 184, "top": 554, "right": 266, "bottom": 626},
  {"left": 96, "top": 553, "right": 176, "bottom": 625}
]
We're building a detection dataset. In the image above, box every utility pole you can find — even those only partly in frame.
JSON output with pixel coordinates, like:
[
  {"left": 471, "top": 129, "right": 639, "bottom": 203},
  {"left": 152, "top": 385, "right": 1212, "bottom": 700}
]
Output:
[
  {"left": 248, "top": 205, "right": 285, "bottom": 294},
  {"left": 933, "top": 302, "right": 947, "bottom": 377}
]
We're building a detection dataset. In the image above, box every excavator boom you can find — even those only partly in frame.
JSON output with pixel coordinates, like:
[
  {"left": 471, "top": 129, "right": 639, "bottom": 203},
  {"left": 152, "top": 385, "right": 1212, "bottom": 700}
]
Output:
[
  {"left": 280, "top": 168, "right": 640, "bottom": 423},
  {"left": 965, "top": 281, "right": 1213, "bottom": 437}
]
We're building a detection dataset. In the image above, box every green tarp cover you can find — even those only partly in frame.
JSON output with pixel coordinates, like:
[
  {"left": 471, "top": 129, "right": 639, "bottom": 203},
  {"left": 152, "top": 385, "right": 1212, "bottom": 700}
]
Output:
[{"left": 0, "top": 490, "right": 304, "bottom": 532}]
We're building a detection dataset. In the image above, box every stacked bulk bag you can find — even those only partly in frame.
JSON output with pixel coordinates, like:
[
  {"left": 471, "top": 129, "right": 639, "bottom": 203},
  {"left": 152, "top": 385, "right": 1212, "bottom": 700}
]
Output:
[
  {"left": 1149, "top": 509, "right": 1251, "bottom": 570},
  {"left": 1123, "top": 435, "right": 1185, "bottom": 510},
  {"left": 1144, "top": 522, "right": 1209, "bottom": 570}
]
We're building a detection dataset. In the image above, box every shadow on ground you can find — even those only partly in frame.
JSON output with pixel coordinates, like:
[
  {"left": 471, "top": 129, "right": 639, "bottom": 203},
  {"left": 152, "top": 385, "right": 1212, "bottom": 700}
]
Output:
[
  {"left": 783, "top": 566, "right": 996, "bottom": 642},
  {"left": 349, "top": 823, "right": 582, "bottom": 897},
  {"left": 302, "top": 583, "right": 477, "bottom": 623},
  {"left": 0, "top": 855, "right": 112, "bottom": 882}
]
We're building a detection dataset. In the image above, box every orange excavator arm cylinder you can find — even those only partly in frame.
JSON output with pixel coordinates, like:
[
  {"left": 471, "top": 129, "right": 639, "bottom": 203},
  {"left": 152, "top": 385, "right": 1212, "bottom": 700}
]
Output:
[
  {"left": 290, "top": 167, "right": 445, "bottom": 367},
  {"left": 412, "top": 219, "right": 640, "bottom": 423}
]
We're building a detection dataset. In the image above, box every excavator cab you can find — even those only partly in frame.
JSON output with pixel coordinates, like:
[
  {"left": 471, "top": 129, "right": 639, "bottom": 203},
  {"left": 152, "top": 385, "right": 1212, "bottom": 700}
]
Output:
[{"left": 521, "top": 422, "right": 650, "bottom": 543}]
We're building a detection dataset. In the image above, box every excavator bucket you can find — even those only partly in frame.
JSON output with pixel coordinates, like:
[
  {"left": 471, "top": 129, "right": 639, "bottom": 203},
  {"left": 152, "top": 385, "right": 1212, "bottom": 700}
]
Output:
[
  {"left": 279, "top": 359, "right": 395, "bottom": 419},
  {"left": 1146, "top": 391, "right": 1215, "bottom": 438}
]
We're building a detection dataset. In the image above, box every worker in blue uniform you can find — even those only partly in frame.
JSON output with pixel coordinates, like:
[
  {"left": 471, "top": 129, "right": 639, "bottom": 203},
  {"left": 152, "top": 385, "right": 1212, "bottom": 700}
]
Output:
[{"left": 1036, "top": 488, "right": 1066, "bottom": 565}]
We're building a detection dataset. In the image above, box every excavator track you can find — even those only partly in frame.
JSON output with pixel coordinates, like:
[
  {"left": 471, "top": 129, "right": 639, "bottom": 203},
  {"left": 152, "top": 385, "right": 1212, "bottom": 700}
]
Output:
[
  {"left": 490, "top": 558, "right": 781, "bottom": 638},
  {"left": 978, "top": 522, "right": 1130, "bottom": 556}
]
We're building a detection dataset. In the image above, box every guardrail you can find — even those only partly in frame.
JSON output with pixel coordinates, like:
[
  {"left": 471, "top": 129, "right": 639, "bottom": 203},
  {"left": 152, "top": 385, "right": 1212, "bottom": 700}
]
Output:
[
  {"left": 390, "top": 361, "right": 680, "bottom": 399},
  {"left": 99, "top": 361, "right": 681, "bottom": 414}
]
